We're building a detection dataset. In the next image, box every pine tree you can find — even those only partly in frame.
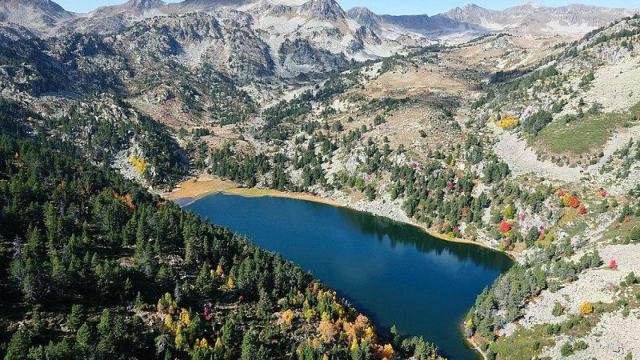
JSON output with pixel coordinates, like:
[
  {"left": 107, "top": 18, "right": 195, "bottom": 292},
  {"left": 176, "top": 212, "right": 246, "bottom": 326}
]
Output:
[
  {"left": 240, "top": 329, "right": 259, "bottom": 360},
  {"left": 5, "top": 330, "right": 31, "bottom": 360},
  {"left": 67, "top": 304, "right": 84, "bottom": 331}
]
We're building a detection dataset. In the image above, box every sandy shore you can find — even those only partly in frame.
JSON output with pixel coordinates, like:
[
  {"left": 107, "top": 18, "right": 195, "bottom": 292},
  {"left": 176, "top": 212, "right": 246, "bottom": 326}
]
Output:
[
  {"left": 162, "top": 175, "right": 506, "bottom": 253},
  {"left": 162, "top": 175, "right": 339, "bottom": 207}
]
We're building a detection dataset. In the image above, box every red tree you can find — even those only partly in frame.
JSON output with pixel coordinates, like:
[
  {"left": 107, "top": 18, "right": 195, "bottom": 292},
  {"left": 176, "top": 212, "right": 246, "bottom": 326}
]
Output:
[
  {"left": 499, "top": 221, "right": 512, "bottom": 233},
  {"left": 203, "top": 303, "right": 213, "bottom": 321},
  {"left": 609, "top": 259, "right": 618, "bottom": 270},
  {"left": 568, "top": 196, "right": 581, "bottom": 209}
]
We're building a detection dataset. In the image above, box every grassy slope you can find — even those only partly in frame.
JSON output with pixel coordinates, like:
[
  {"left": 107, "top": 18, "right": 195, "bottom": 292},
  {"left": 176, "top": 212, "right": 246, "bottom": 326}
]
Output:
[{"left": 532, "top": 103, "right": 640, "bottom": 156}]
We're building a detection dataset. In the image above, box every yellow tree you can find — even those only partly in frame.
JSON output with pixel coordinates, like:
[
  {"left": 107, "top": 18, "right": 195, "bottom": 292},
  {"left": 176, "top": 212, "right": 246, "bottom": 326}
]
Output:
[
  {"left": 215, "top": 264, "right": 224, "bottom": 277},
  {"left": 175, "top": 324, "right": 184, "bottom": 349},
  {"left": 350, "top": 339, "right": 359, "bottom": 351},
  {"left": 280, "top": 309, "right": 295, "bottom": 327},
  {"left": 318, "top": 318, "right": 337, "bottom": 343},
  {"left": 163, "top": 314, "right": 175, "bottom": 332},
  {"left": 179, "top": 308, "right": 191, "bottom": 326}
]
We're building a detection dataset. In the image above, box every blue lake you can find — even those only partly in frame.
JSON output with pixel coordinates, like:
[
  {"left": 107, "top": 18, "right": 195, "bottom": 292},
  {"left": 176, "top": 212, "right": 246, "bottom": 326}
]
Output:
[{"left": 186, "top": 193, "right": 512, "bottom": 359}]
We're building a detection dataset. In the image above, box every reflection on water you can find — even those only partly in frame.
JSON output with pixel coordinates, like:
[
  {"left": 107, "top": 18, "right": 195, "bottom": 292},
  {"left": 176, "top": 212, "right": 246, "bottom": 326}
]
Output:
[
  {"left": 186, "top": 193, "right": 512, "bottom": 360},
  {"left": 337, "top": 207, "right": 512, "bottom": 271}
]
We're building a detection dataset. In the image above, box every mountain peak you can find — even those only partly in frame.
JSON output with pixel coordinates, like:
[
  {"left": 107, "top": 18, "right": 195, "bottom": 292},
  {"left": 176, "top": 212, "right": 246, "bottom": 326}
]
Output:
[
  {"left": 347, "top": 6, "right": 375, "bottom": 16},
  {"left": 180, "top": 0, "right": 253, "bottom": 10},
  {"left": 347, "top": 6, "right": 382, "bottom": 28},
  {"left": 0, "top": 0, "right": 73, "bottom": 31},
  {"left": 299, "top": 0, "right": 345, "bottom": 21},
  {"left": 2, "top": 0, "right": 70, "bottom": 14},
  {"left": 126, "top": 0, "right": 166, "bottom": 10},
  {"left": 522, "top": 2, "right": 544, "bottom": 9}
]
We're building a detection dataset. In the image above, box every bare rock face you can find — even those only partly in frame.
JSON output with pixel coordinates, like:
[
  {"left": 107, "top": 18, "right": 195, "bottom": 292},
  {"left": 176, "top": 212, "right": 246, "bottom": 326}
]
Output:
[
  {"left": 347, "top": 7, "right": 383, "bottom": 31},
  {"left": 298, "top": 0, "right": 345, "bottom": 21},
  {"left": 2, "top": 0, "right": 638, "bottom": 83},
  {"left": 443, "top": 3, "right": 638, "bottom": 37},
  {"left": 278, "top": 38, "right": 350, "bottom": 76},
  {"left": 121, "top": 13, "right": 275, "bottom": 80},
  {"left": 178, "top": 0, "right": 254, "bottom": 12},
  {"left": 0, "top": 0, "right": 73, "bottom": 34}
]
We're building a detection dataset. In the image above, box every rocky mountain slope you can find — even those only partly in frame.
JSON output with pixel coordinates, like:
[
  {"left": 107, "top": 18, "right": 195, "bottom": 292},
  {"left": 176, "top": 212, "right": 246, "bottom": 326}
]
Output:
[
  {"left": 0, "top": 0, "right": 73, "bottom": 33},
  {"left": 446, "top": 3, "right": 638, "bottom": 37},
  {"left": 476, "top": 14, "right": 640, "bottom": 175},
  {"left": 3, "top": 0, "right": 636, "bottom": 79}
]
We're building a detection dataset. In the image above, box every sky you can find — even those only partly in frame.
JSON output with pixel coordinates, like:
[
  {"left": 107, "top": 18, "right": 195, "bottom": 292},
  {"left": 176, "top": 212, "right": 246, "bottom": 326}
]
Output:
[{"left": 57, "top": 0, "right": 640, "bottom": 15}]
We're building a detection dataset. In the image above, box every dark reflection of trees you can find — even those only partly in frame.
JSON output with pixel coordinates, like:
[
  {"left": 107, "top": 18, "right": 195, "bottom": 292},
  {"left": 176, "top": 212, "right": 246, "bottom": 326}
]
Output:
[{"left": 337, "top": 206, "right": 513, "bottom": 272}]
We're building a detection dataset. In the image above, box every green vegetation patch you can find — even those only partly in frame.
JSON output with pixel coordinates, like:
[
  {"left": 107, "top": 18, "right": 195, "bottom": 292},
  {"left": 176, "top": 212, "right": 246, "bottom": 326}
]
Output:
[
  {"left": 532, "top": 103, "right": 640, "bottom": 156},
  {"left": 490, "top": 326, "right": 555, "bottom": 360},
  {"left": 604, "top": 216, "right": 640, "bottom": 244}
]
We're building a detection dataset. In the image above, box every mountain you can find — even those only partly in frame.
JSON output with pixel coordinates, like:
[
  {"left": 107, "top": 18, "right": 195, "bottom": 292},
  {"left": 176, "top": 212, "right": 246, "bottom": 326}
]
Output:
[
  {"left": 299, "top": 0, "right": 345, "bottom": 21},
  {"left": 2, "top": 0, "right": 638, "bottom": 79},
  {"left": 45, "top": 0, "right": 424, "bottom": 77},
  {"left": 347, "top": 7, "right": 383, "bottom": 31},
  {"left": 444, "top": 3, "right": 638, "bottom": 36},
  {"left": 96, "top": 0, "right": 167, "bottom": 14},
  {"left": 240, "top": 0, "right": 412, "bottom": 68},
  {"left": 0, "top": 0, "right": 73, "bottom": 34},
  {"left": 178, "top": 0, "right": 254, "bottom": 12},
  {"left": 60, "top": 0, "right": 172, "bottom": 34},
  {"left": 347, "top": 6, "right": 484, "bottom": 43},
  {"left": 381, "top": 14, "right": 484, "bottom": 38}
]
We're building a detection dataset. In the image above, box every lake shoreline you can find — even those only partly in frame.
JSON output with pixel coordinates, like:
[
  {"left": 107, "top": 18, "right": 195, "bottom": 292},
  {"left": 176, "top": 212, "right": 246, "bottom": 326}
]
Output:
[
  {"left": 167, "top": 175, "right": 512, "bottom": 360},
  {"left": 162, "top": 175, "right": 511, "bottom": 256}
]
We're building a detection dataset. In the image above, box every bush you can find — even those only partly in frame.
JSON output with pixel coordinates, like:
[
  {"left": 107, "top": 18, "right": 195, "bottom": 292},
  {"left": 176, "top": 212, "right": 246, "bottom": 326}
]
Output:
[
  {"left": 522, "top": 110, "right": 553, "bottom": 135},
  {"left": 623, "top": 272, "right": 638, "bottom": 287},
  {"left": 560, "top": 342, "right": 574, "bottom": 356},
  {"left": 574, "top": 340, "right": 589, "bottom": 351},
  {"left": 486, "top": 348, "right": 497, "bottom": 360},
  {"left": 579, "top": 302, "right": 593, "bottom": 315},
  {"left": 552, "top": 302, "right": 565, "bottom": 316},
  {"left": 496, "top": 116, "right": 520, "bottom": 129},
  {"left": 630, "top": 226, "right": 640, "bottom": 242}
]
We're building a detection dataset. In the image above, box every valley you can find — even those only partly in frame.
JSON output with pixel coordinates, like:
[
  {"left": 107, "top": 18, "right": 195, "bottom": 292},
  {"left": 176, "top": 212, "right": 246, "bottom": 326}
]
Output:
[{"left": 1, "top": 0, "right": 640, "bottom": 359}]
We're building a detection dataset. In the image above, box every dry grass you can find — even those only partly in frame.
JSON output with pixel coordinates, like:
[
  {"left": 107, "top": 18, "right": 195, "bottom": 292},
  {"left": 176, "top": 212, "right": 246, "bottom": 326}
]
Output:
[
  {"left": 162, "top": 175, "right": 339, "bottom": 206},
  {"left": 358, "top": 65, "right": 467, "bottom": 100}
]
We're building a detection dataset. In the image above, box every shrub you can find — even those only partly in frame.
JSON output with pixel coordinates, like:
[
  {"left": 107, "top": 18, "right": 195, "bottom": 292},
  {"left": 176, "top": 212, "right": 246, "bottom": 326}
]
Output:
[
  {"left": 486, "top": 348, "right": 496, "bottom": 360},
  {"left": 496, "top": 116, "right": 520, "bottom": 129},
  {"left": 610, "top": 259, "right": 618, "bottom": 270},
  {"left": 624, "top": 272, "right": 638, "bottom": 286},
  {"left": 560, "top": 342, "right": 574, "bottom": 356},
  {"left": 552, "top": 302, "right": 565, "bottom": 316},
  {"left": 579, "top": 302, "right": 593, "bottom": 315},
  {"left": 522, "top": 110, "right": 553, "bottom": 135},
  {"left": 630, "top": 226, "right": 640, "bottom": 242},
  {"left": 499, "top": 221, "right": 513, "bottom": 233},
  {"left": 574, "top": 340, "right": 588, "bottom": 351}
]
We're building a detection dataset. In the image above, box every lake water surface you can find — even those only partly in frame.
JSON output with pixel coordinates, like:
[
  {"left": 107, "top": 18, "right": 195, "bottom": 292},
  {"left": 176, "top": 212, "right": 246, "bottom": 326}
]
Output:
[{"left": 186, "top": 193, "right": 512, "bottom": 360}]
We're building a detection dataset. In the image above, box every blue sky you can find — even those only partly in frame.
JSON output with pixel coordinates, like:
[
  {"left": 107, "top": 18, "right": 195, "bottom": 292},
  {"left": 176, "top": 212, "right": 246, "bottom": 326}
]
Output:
[{"left": 57, "top": 0, "right": 640, "bottom": 15}]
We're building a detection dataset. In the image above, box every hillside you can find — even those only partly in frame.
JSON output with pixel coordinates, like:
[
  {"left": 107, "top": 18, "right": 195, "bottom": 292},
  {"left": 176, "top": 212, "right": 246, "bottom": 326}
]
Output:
[
  {"left": 2, "top": 0, "right": 640, "bottom": 359},
  {"left": 0, "top": 98, "right": 445, "bottom": 359}
]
